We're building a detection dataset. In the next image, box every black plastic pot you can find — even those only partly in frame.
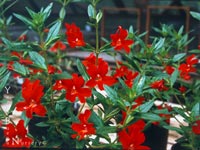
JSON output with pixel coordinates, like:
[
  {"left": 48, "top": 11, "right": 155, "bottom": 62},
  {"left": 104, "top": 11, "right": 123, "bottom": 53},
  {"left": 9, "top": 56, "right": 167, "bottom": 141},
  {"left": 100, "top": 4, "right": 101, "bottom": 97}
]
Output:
[
  {"left": 171, "top": 143, "right": 192, "bottom": 150},
  {"left": 0, "top": 127, "right": 5, "bottom": 147},
  {"left": 28, "top": 116, "right": 48, "bottom": 143},
  {"left": 143, "top": 124, "right": 169, "bottom": 150}
]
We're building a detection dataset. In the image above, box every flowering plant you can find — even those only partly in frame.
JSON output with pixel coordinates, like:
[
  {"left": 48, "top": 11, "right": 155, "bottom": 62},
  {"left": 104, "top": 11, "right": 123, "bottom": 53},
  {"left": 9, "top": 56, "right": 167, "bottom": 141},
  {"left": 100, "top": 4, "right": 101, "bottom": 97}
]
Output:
[{"left": 0, "top": 0, "right": 200, "bottom": 149}]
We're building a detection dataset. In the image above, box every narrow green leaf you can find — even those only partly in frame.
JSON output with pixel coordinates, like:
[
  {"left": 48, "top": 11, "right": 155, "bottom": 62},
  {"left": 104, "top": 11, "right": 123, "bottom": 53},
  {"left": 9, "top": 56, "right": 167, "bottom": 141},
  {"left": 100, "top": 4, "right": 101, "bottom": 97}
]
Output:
[
  {"left": 45, "top": 21, "right": 61, "bottom": 44},
  {"left": 173, "top": 107, "right": 190, "bottom": 121},
  {"left": 139, "top": 100, "right": 154, "bottom": 113},
  {"left": 76, "top": 59, "right": 89, "bottom": 80},
  {"left": 1, "top": 37, "right": 33, "bottom": 51},
  {"left": 36, "top": 121, "right": 50, "bottom": 127},
  {"left": 96, "top": 10, "right": 102, "bottom": 23},
  {"left": 0, "top": 71, "right": 10, "bottom": 92},
  {"left": 97, "top": 126, "right": 116, "bottom": 135},
  {"left": 136, "top": 75, "right": 146, "bottom": 95},
  {"left": 104, "top": 85, "right": 118, "bottom": 104},
  {"left": 163, "top": 125, "right": 184, "bottom": 134},
  {"left": 13, "top": 13, "right": 33, "bottom": 27},
  {"left": 29, "top": 51, "right": 47, "bottom": 70},
  {"left": 140, "top": 113, "right": 163, "bottom": 121},
  {"left": 52, "top": 71, "right": 71, "bottom": 80},
  {"left": 87, "top": 4, "right": 95, "bottom": 19},
  {"left": 170, "top": 69, "right": 179, "bottom": 87},
  {"left": 8, "top": 91, "right": 22, "bottom": 114},
  {"left": 191, "top": 102, "right": 200, "bottom": 117},
  {"left": 42, "top": 2, "right": 53, "bottom": 20},
  {"left": 154, "top": 38, "right": 165, "bottom": 54},
  {"left": 172, "top": 53, "right": 186, "bottom": 62},
  {"left": 190, "top": 11, "right": 200, "bottom": 21},
  {"left": 89, "top": 111, "right": 104, "bottom": 127},
  {"left": 13, "top": 62, "right": 29, "bottom": 76},
  {"left": 189, "top": 49, "right": 200, "bottom": 54}
]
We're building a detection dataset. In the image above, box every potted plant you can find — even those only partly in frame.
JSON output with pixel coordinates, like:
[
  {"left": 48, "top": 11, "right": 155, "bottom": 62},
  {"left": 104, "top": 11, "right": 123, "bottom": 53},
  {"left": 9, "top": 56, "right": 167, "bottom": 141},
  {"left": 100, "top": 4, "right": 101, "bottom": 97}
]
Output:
[{"left": 0, "top": 0, "right": 199, "bottom": 149}]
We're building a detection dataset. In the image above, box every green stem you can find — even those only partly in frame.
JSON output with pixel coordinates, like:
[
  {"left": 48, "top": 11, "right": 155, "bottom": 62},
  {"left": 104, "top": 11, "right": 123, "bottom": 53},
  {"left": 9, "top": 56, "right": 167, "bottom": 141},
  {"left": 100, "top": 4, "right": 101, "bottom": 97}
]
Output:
[
  {"left": 77, "top": 103, "right": 85, "bottom": 116},
  {"left": 174, "top": 94, "right": 190, "bottom": 117}
]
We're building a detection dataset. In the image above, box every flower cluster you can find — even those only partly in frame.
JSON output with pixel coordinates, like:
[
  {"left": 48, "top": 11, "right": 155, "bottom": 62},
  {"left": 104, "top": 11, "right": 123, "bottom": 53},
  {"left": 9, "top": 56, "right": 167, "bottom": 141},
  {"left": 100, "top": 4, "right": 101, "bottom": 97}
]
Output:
[{"left": 0, "top": 0, "right": 200, "bottom": 150}]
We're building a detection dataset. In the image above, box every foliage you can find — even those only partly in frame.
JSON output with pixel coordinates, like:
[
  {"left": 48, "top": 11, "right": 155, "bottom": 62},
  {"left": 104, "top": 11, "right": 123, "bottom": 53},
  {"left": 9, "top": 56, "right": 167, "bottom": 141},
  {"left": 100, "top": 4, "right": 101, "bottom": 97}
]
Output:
[{"left": 0, "top": 0, "right": 200, "bottom": 149}]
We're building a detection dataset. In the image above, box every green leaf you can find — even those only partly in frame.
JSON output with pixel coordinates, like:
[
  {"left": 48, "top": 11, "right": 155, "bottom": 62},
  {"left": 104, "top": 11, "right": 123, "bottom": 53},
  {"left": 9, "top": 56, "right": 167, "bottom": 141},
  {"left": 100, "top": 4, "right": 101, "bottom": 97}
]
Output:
[
  {"left": 0, "top": 71, "right": 10, "bottom": 92},
  {"left": 0, "top": 99, "right": 8, "bottom": 104},
  {"left": 87, "top": 4, "right": 95, "bottom": 19},
  {"left": 13, "top": 13, "right": 33, "bottom": 27},
  {"left": 45, "top": 21, "right": 61, "bottom": 45},
  {"left": 191, "top": 102, "right": 200, "bottom": 117},
  {"left": 52, "top": 71, "right": 71, "bottom": 80},
  {"left": 104, "top": 85, "right": 118, "bottom": 104},
  {"left": 89, "top": 111, "right": 104, "bottom": 127},
  {"left": 136, "top": 75, "right": 146, "bottom": 95},
  {"left": 188, "top": 49, "right": 200, "bottom": 54},
  {"left": 59, "top": 7, "right": 66, "bottom": 19},
  {"left": 172, "top": 53, "right": 186, "bottom": 62},
  {"left": 170, "top": 69, "right": 179, "bottom": 87},
  {"left": 0, "top": 66, "right": 7, "bottom": 76},
  {"left": 139, "top": 100, "right": 154, "bottom": 113},
  {"left": 96, "top": 10, "right": 103, "bottom": 23},
  {"left": 13, "top": 62, "right": 29, "bottom": 76},
  {"left": 29, "top": 51, "right": 47, "bottom": 70},
  {"left": 8, "top": 91, "right": 22, "bottom": 114},
  {"left": 76, "top": 140, "right": 85, "bottom": 149},
  {"left": 123, "top": 55, "right": 141, "bottom": 72},
  {"left": 190, "top": 11, "right": 200, "bottom": 21},
  {"left": 173, "top": 107, "right": 190, "bottom": 121},
  {"left": 140, "top": 113, "right": 163, "bottom": 121},
  {"left": 163, "top": 125, "right": 184, "bottom": 134},
  {"left": 154, "top": 38, "right": 165, "bottom": 54},
  {"left": 96, "top": 126, "right": 116, "bottom": 135},
  {"left": 76, "top": 59, "right": 89, "bottom": 80},
  {"left": 42, "top": 2, "right": 53, "bottom": 20},
  {"left": 36, "top": 121, "right": 50, "bottom": 127},
  {"left": 1, "top": 37, "right": 33, "bottom": 52}
]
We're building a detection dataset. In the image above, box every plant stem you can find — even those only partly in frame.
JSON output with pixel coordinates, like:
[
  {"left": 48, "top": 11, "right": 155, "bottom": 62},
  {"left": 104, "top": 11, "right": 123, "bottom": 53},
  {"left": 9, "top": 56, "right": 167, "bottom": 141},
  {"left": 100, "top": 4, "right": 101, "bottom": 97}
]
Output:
[{"left": 77, "top": 103, "right": 85, "bottom": 116}]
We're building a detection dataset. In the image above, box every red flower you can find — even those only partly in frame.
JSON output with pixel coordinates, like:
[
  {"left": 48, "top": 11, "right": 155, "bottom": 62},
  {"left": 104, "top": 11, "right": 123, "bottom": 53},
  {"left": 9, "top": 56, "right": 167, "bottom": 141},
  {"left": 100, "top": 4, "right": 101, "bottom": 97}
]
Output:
[
  {"left": 192, "top": 120, "right": 200, "bottom": 135},
  {"left": 114, "top": 65, "right": 139, "bottom": 88},
  {"left": 29, "top": 68, "right": 43, "bottom": 74},
  {"left": 110, "top": 26, "right": 134, "bottom": 53},
  {"left": 71, "top": 110, "right": 96, "bottom": 140},
  {"left": 15, "top": 78, "right": 46, "bottom": 118},
  {"left": 198, "top": 44, "right": 200, "bottom": 50},
  {"left": 53, "top": 73, "right": 92, "bottom": 103},
  {"left": 84, "top": 56, "right": 117, "bottom": 90},
  {"left": 3, "top": 120, "right": 33, "bottom": 148},
  {"left": 179, "top": 85, "right": 187, "bottom": 93},
  {"left": 165, "top": 65, "right": 175, "bottom": 75},
  {"left": 18, "top": 34, "right": 27, "bottom": 41},
  {"left": 153, "top": 104, "right": 172, "bottom": 125},
  {"left": 7, "top": 61, "right": 14, "bottom": 70},
  {"left": 118, "top": 120, "right": 150, "bottom": 150},
  {"left": 65, "top": 23, "right": 86, "bottom": 48},
  {"left": 186, "top": 54, "right": 198, "bottom": 65},
  {"left": 0, "top": 63, "right": 4, "bottom": 67},
  {"left": 43, "top": 28, "right": 49, "bottom": 33},
  {"left": 82, "top": 53, "right": 104, "bottom": 68},
  {"left": 178, "top": 54, "right": 198, "bottom": 80},
  {"left": 132, "top": 96, "right": 145, "bottom": 109},
  {"left": 50, "top": 40, "right": 66, "bottom": 52},
  {"left": 11, "top": 51, "right": 33, "bottom": 65},
  {"left": 47, "top": 65, "right": 61, "bottom": 74},
  {"left": 150, "top": 79, "right": 168, "bottom": 91}
]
